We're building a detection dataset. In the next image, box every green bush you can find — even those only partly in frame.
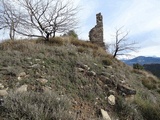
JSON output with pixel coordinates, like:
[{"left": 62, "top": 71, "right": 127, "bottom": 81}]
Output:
[
  {"left": 1, "top": 91, "right": 74, "bottom": 120},
  {"left": 133, "top": 63, "right": 144, "bottom": 70},
  {"left": 64, "top": 30, "right": 78, "bottom": 39},
  {"left": 102, "top": 58, "right": 112, "bottom": 66}
]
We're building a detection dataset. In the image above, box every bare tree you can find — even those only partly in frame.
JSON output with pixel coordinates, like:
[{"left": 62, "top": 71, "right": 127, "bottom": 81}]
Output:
[
  {"left": 109, "top": 27, "right": 138, "bottom": 58},
  {"left": 14, "top": 0, "right": 78, "bottom": 41},
  {"left": 0, "top": 0, "right": 21, "bottom": 40}
]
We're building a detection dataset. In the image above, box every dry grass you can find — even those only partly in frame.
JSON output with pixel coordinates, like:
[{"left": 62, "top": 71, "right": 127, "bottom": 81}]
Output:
[
  {"left": 70, "top": 39, "right": 99, "bottom": 49},
  {"left": 1, "top": 91, "right": 74, "bottom": 120},
  {"left": 141, "top": 76, "right": 158, "bottom": 90},
  {"left": 0, "top": 38, "right": 160, "bottom": 120},
  {"left": 135, "top": 93, "right": 160, "bottom": 120}
]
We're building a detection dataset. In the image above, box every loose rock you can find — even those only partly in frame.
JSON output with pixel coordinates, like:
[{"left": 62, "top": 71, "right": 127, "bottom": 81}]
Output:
[
  {"left": 0, "top": 83, "right": 4, "bottom": 89},
  {"left": 117, "top": 84, "right": 136, "bottom": 95},
  {"left": 18, "top": 72, "right": 26, "bottom": 77},
  {"left": 42, "top": 86, "right": 52, "bottom": 93},
  {"left": 16, "top": 85, "right": 28, "bottom": 93},
  {"left": 108, "top": 95, "right": 116, "bottom": 105},
  {"left": 0, "top": 89, "right": 8, "bottom": 96},
  {"left": 78, "top": 68, "right": 85, "bottom": 72},
  {"left": 37, "top": 78, "right": 48, "bottom": 84},
  {"left": 76, "top": 62, "right": 90, "bottom": 70},
  {"left": 87, "top": 71, "right": 96, "bottom": 76},
  {"left": 100, "top": 109, "right": 111, "bottom": 120}
]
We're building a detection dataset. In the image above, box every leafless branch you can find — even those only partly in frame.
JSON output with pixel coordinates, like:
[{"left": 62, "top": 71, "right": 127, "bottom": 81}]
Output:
[
  {"left": 0, "top": 0, "right": 78, "bottom": 41},
  {"left": 109, "top": 27, "right": 138, "bottom": 58}
]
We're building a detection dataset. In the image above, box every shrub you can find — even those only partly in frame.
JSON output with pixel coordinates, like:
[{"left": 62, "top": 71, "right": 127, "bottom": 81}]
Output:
[
  {"left": 65, "top": 30, "right": 78, "bottom": 39},
  {"left": 70, "top": 39, "right": 98, "bottom": 49},
  {"left": 93, "top": 48, "right": 109, "bottom": 58},
  {"left": 141, "top": 77, "right": 157, "bottom": 90},
  {"left": 1, "top": 91, "right": 74, "bottom": 120},
  {"left": 115, "top": 96, "right": 136, "bottom": 120},
  {"left": 49, "top": 37, "right": 64, "bottom": 46},
  {"left": 0, "top": 40, "right": 38, "bottom": 53},
  {"left": 77, "top": 47, "right": 88, "bottom": 53},
  {"left": 102, "top": 58, "right": 112, "bottom": 66},
  {"left": 133, "top": 63, "right": 144, "bottom": 70},
  {"left": 135, "top": 96, "right": 160, "bottom": 120}
]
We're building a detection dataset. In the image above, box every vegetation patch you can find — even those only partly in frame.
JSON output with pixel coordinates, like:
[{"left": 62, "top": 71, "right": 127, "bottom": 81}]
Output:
[
  {"left": 1, "top": 91, "right": 74, "bottom": 120},
  {"left": 135, "top": 95, "right": 160, "bottom": 120}
]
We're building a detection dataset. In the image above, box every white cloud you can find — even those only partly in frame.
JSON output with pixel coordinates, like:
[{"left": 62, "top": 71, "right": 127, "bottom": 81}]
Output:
[
  {"left": 101, "top": 0, "right": 160, "bottom": 57},
  {"left": 129, "top": 45, "right": 160, "bottom": 57},
  {"left": 110, "top": 0, "right": 160, "bottom": 36}
]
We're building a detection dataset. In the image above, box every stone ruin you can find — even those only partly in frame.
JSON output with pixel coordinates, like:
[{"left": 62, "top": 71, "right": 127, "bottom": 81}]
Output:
[{"left": 89, "top": 13, "right": 105, "bottom": 49}]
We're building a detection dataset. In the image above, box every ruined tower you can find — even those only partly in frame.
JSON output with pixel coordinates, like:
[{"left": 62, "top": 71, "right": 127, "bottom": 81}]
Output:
[{"left": 89, "top": 13, "right": 105, "bottom": 49}]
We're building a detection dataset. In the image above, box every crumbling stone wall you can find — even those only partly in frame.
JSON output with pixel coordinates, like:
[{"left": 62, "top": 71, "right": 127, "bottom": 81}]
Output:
[{"left": 89, "top": 13, "right": 105, "bottom": 49}]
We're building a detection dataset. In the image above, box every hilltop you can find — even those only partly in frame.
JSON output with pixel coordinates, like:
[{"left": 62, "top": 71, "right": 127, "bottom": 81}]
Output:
[{"left": 0, "top": 38, "right": 160, "bottom": 120}]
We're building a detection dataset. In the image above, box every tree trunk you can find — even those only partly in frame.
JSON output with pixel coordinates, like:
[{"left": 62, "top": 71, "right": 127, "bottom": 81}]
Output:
[
  {"left": 45, "top": 33, "right": 50, "bottom": 41},
  {"left": 113, "top": 48, "right": 118, "bottom": 58},
  {"left": 9, "top": 21, "right": 15, "bottom": 40}
]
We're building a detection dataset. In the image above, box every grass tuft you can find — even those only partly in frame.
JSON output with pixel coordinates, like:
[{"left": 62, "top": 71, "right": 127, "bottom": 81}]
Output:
[{"left": 1, "top": 91, "right": 74, "bottom": 120}]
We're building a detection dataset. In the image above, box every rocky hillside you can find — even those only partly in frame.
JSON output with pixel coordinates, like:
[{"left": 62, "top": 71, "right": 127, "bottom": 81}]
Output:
[{"left": 0, "top": 38, "right": 160, "bottom": 120}]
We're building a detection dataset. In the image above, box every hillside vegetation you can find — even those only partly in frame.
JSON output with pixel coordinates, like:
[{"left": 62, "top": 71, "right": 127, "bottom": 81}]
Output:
[
  {"left": 0, "top": 37, "right": 160, "bottom": 120},
  {"left": 143, "top": 64, "right": 160, "bottom": 78}
]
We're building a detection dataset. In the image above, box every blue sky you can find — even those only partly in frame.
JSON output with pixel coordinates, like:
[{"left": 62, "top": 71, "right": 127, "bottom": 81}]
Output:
[
  {"left": 76, "top": 0, "right": 160, "bottom": 58},
  {"left": 1, "top": 0, "right": 160, "bottom": 58}
]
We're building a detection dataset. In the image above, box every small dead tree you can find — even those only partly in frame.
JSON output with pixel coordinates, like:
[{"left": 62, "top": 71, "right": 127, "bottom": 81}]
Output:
[
  {"left": 0, "top": 0, "right": 21, "bottom": 40},
  {"left": 110, "top": 27, "right": 138, "bottom": 58},
  {"left": 15, "top": 0, "right": 78, "bottom": 41}
]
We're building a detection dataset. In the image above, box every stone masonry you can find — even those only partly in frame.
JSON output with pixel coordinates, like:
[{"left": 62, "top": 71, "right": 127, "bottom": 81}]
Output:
[{"left": 89, "top": 13, "right": 105, "bottom": 49}]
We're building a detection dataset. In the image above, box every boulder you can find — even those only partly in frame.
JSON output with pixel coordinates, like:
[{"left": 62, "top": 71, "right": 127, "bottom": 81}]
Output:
[
  {"left": 42, "top": 86, "right": 52, "bottom": 93},
  {"left": 107, "top": 66, "right": 113, "bottom": 69},
  {"left": 37, "top": 78, "right": 48, "bottom": 84},
  {"left": 108, "top": 95, "right": 115, "bottom": 105},
  {"left": 0, "top": 83, "right": 4, "bottom": 89},
  {"left": 76, "top": 62, "right": 90, "bottom": 70},
  {"left": 78, "top": 68, "right": 85, "bottom": 72},
  {"left": 87, "top": 71, "right": 96, "bottom": 76},
  {"left": 117, "top": 84, "right": 136, "bottom": 95},
  {"left": 100, "top": 109, "right": 111, "bottom": 120},
  {"left": 30, "top": 64, "right": 40, "bottom": 68},
  {"left": 18, "top": 72, "right": 27, "bottom": 81},
  {"left": 0, "top": 89, "right": 8, "bottom": 96},
  {"left": 100, "top": 76, "right": 114, "bottom": 85},
  {"left": 16, "top": 85, "right": 28, "bottom": 93},
  {"left": 0, "top": 98, "right": 4, "bottom": 106},
  {"left": 18, "top": 72, "right": 26, "bottom": 77}
]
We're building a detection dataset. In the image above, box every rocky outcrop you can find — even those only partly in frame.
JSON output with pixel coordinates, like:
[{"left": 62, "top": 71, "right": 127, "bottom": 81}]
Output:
[
  {"left": 117, "top": 84, "right": 136, "bottom": 96},
  {"left": 89, "top": 13, "right": 105, "bottom": 49}
]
